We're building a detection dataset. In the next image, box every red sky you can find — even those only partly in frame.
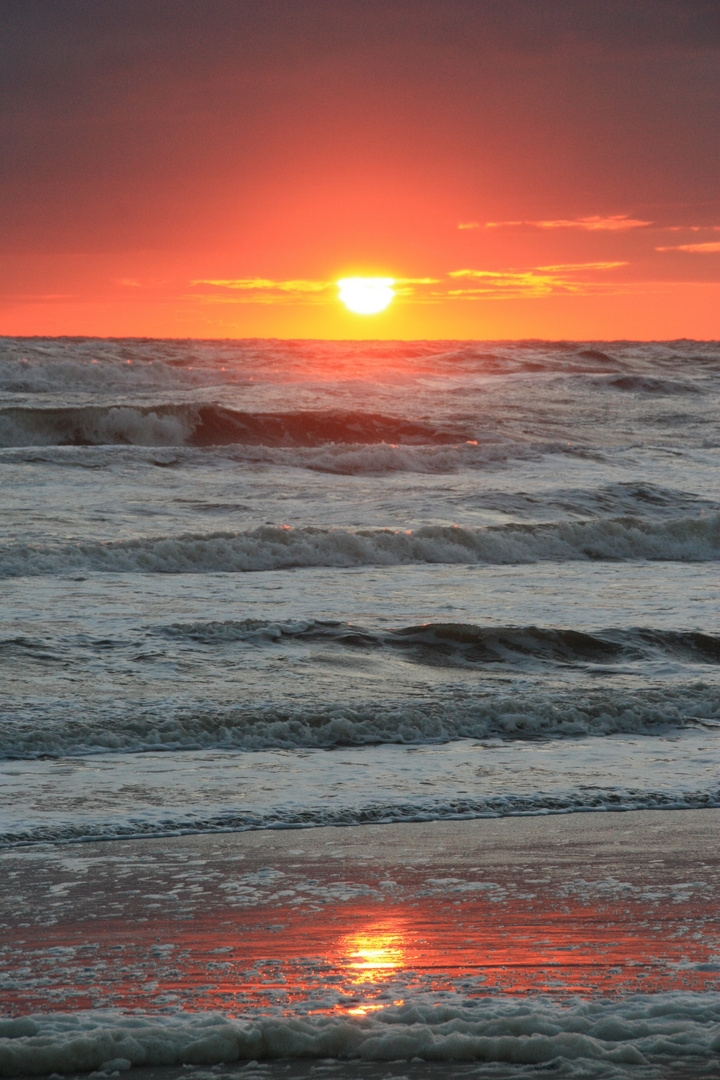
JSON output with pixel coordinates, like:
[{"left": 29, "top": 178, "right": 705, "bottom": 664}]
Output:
[{"left": 1, "top": 0, "right": 719, "bottom": 339}]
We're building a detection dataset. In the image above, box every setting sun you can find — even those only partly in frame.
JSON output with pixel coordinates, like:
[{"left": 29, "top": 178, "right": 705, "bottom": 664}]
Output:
[{"left": 338, "top": 277, "right": 395, "bottom": 315}]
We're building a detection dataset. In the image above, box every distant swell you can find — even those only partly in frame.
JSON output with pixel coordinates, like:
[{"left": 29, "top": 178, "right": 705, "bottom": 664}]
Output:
[
  {"left": 3, "top": 516, "right": 719, "bottom": 577},
  {"left": 0, "top": 440, "right": 569, "bottom": 476},
  {"left": 0, "top": 405, "right": 463, "bottom": 448},
  {"left": 597, "top": 374, "right": 700, "bottom": 395}
]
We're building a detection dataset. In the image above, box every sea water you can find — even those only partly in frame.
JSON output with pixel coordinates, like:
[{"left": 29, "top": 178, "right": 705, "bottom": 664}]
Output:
[{"left": 1, "top": 336, "right": 719, "bottom": 1075}]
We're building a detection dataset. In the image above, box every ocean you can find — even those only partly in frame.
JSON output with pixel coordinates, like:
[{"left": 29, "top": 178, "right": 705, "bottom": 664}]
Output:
[{"left": 1, "top": 336, "right": 720, "bottom": 1077}]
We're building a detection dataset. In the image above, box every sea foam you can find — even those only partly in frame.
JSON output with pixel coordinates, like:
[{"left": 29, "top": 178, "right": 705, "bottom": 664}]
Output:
[
  {"left": 2, "top": 996, "right": 720, "bottom": 1075},
  {"left": 2, "top": 516, "right": 718, "bottom": 577},
  {"left": 2, "top": 685, "right": 718, "bottom": 760}
]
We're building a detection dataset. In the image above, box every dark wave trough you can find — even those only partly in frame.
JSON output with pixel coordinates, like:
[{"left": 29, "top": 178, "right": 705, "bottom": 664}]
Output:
[{"left": 157, "top": 618, "right": 720, "bottom": 667}]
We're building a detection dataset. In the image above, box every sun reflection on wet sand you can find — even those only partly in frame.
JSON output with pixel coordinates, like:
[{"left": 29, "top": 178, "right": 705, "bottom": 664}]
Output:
[
  {"left": 339, "top": 921, "right": 406, "bottom": 981},
  {"left": 334, "top": 920, "right": 407, "bottom": 1013},
  {"left": 3, "top": 887, "right": 720, "bottom": 1019}
]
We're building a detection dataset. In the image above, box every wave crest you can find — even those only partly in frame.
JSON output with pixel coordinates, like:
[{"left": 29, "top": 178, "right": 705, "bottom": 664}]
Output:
[{"left": 3, "top": 516, "right": 719, "bottom": 577}]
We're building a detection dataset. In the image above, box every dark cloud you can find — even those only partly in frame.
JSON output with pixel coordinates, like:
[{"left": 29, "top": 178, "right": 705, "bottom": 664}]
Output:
[
  {"left": 3, "top": 1, "right": 718, "bottom": 120},
  {"left": 3, "top": 1, "right": 719, "bottom": 81},
  {"left": 1, "top": 1, "right": 718, "bottom": 254}
]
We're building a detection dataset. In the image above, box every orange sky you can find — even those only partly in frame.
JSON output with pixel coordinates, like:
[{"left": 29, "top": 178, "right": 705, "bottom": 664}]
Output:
[{"left": 1, "top": 0, "right": 719, "bottom": 339}]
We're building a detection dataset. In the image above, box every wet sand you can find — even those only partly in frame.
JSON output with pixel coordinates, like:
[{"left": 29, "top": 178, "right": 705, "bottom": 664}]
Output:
[
  {"left": 3, "top": 810, "right": 720, "bottom": 1009},
  {"left": 2, "top": 811, "right": 720, "bottom": 1077}
]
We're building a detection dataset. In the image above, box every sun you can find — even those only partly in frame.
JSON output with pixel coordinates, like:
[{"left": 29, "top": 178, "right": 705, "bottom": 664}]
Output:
[{"left": 338, "top": 277, "right": 395, "bottom": 314}]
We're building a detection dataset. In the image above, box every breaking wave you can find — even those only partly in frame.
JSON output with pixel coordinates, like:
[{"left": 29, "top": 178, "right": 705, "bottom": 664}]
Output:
[
  {"left": 3, "top": 516, "right": 719, "bottom": 577},
  {"left": 2, "top": 686, "right": 718, "bottom": 759},
  {"left": 0, "top": 405, "right": 463, "bottom": 448},
  {"left": 2, "top": 995, "right": 720, "bottom": 1074}
]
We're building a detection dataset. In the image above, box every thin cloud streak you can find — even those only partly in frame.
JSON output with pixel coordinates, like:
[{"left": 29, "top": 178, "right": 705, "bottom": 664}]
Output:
[
  {"left": 190, "top": 278, "right": 334, "bottom": 305},
  {"left": 194, "top": 278, "right": 332, "bottom": 293},
  {"left": 461, "top": 215, "right": 652, "bottom": 231},
  {"left": 445, "top": 263, "right": 627, "bottom": 299},
  {"left": 656, "top": 242, "right": 720, "bottom": 253},
  {"left": 534, "top": 262, "right": 628, "bottom": 272}
]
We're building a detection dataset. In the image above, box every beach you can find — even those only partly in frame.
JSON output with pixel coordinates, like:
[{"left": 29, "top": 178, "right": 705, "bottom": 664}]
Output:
[{"left": 2, "top": 811, "right": 720, "bottom": 1077}]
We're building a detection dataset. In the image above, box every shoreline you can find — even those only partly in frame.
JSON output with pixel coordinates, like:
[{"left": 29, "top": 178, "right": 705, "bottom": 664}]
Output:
[
  {"left": 4, "top": 798, "right": 720, "bottom": 852},
  {"left": 4, "top": 805, "right": 720, "bottom": 885}
]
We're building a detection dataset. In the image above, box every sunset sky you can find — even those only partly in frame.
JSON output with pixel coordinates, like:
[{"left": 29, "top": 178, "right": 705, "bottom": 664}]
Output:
[{"left": 1, "top": 0, "right": 719, "bottom": 339}]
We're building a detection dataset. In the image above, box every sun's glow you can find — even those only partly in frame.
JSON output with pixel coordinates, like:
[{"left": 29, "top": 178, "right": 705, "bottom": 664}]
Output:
[{"left": 338, "top": 277, "right": 395, "bottom": 314}]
